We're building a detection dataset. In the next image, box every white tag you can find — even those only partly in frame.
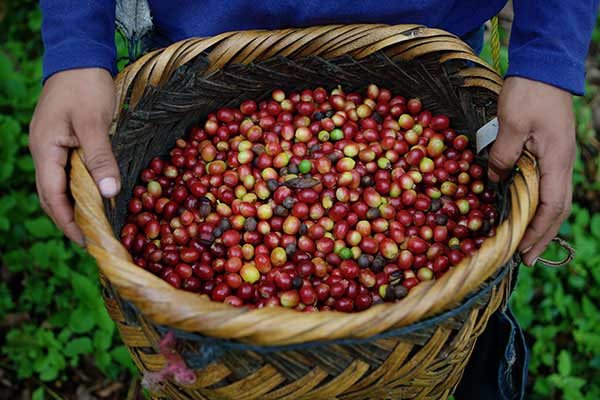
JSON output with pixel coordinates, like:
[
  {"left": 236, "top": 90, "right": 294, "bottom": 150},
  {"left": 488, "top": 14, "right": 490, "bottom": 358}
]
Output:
[{"left": 476, "top": 117, "right": 499, "bottom": 153}]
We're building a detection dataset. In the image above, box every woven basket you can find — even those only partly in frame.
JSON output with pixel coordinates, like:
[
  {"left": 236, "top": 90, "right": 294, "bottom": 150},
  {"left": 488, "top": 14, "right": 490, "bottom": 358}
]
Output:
[{"left": 70, "top": 25, "right": 539, "bottom": 399}]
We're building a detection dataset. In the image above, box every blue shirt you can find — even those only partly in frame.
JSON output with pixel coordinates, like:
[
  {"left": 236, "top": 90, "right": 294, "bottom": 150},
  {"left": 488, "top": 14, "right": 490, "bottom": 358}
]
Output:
[{"left": 40, "top": 1, "right": 599, "bottom": 95}]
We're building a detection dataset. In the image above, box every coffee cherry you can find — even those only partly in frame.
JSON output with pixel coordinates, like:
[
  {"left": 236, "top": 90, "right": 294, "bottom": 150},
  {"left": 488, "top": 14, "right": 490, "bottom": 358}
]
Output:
[
  {"left": 212, "top": 283, "right": 232, "bottom": 302},
  {"left": 334, "top": 298, "right": 354, "bottom": 312},
  {"left": 280, "top": 290, "right": 300, "bottom": 308},
  {"left": 299, "top": 286, "right": 317, "bottom": 305},
  {"left": 123, "top": 84, "right": 499, "bottom": 312},
  {"left": 240, "top": 263, "right": 260, "bottom": 284}
]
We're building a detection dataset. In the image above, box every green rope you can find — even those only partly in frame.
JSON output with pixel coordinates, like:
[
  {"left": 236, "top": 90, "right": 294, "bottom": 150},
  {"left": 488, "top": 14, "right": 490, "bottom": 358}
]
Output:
[{"left": 490, "top": 16, "right": 501, "bottom": 74}]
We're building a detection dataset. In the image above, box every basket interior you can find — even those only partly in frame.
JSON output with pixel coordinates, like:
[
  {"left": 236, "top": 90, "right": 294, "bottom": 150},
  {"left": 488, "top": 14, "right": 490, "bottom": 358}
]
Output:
[{"left": 107, "top": 51, "right": 499, "bottom": 232}]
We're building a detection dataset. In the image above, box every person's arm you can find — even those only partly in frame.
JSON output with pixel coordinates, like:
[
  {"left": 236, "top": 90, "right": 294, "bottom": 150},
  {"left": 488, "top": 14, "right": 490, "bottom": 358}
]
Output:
[
  {"left": 40, "top": 0, "right": 117, "bottom": 81},
  {"left": 31, "top": 2, "right": 120, "bottom": 246},
  {"left": 488, "top": 1, "right": 599, "bottom": 266},
  {"left": 506, "top": 0, "right": 599, "bottom": 96}
]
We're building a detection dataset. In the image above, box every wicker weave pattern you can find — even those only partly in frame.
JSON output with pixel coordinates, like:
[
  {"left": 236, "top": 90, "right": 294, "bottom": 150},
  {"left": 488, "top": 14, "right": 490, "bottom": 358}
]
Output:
[
  {"left": 105, "top": 269, "right": 510, "bottom": 400},
  {"left": 68, "top": 25, "right": 539, "bottom": 399}
]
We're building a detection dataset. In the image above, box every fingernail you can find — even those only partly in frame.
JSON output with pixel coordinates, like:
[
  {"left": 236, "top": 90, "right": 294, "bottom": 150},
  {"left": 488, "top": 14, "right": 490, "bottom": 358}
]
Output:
[
  {"left": 520, "top": 245, "right": 533, "bottom": 255},
  {"left": 525, "top": 257, "right": 538, "bottom": 267},
  {"left": 98, "top": 177, "right": 118, "bottom": 198}
]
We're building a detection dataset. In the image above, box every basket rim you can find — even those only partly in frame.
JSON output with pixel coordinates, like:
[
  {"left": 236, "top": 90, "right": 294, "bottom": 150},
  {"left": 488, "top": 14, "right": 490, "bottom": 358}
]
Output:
[
  {"left": 70, "top": 24, "right": 539, "bottom": 346},
  {"left": 149, "top": 257, "right": 516, "bottom": 348}
]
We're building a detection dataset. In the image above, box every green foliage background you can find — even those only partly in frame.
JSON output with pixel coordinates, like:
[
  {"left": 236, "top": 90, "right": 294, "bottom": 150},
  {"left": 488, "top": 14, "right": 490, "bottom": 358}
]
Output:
[
  {"left": 1, "top": 1, "right": 599, "bottom": 398},
  {"left": 0, "top": 2, "right": 136, "bottom": 398}
]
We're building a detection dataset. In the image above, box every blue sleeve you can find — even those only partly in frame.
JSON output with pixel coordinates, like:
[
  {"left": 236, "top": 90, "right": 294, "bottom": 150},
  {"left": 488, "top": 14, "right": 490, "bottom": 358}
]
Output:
[
  {"left": 507, "top": 0, "right": 599, "bottom": 95},
  {"left": 40, "top": 1, "right": 117, "bottom": 83}
]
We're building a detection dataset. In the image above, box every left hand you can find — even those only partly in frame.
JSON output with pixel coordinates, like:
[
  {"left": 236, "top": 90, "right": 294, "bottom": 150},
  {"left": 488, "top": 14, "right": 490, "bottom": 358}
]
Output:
[{"left": 487, "top": 76, "right": 575, "bottom": 266}]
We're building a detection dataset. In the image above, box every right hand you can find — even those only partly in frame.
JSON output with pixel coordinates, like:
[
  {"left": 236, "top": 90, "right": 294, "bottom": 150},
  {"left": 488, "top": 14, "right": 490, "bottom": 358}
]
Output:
[
  {"left": 488, "top": 77, "right": 575, "bottom": 266},
  {"left": 29, "top": 68, "right": 120, "bottom": 246}
]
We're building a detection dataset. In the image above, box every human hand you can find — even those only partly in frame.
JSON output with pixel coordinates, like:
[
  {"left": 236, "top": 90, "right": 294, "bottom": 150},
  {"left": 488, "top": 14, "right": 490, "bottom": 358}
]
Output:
[
  {"left": 29, "top": 68, "right": 120, "bottom": 246},
  {"left": 488, "top": 76, "right": 575, "bottom": 266}
]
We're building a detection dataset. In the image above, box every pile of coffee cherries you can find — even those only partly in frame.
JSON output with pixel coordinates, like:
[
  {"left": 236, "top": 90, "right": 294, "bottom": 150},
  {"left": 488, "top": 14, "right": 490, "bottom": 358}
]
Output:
[{"left": 120, "top": 84, "right": 498, "bottom": 312}]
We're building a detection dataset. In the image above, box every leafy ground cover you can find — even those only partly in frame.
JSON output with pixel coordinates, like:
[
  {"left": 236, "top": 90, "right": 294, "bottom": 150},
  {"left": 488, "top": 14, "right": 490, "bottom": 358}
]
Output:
[
  {"left": 1, "top": 2, "right": 599, "bottom": 398},
  {"left": 0, "top": 2, "right": 137, "bottom": 399}
]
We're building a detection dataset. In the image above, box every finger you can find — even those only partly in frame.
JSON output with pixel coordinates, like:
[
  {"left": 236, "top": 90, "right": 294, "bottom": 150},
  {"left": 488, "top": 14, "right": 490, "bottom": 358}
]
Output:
[
  {"left": 73, "top": 116, "right": 121, "bottom": 198},
  {"left": 33, "top": 144, "right": 85, "bottom": 247},
  {"left": 518, "top": 161, "right": 572, "bottom": 265},
  {"left": 487, "top": 116, "right": 527, "bottom": 182},
  {"left": 38, "top": 170, "right": 86, "bottom": 247},
  {"left": 521, "top": 183, "right": 572, "bottom": 266},
  {"left": 520, "top": 213, "right": 563, "bottom": 267}
]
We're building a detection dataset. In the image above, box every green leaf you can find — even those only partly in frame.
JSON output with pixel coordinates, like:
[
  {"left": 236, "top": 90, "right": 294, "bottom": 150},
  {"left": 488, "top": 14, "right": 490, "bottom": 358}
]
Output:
[
  {"left": 69, "top": 306, "right": 96, "bottom": 334},
  {"left": 71, "top": 272, "right": 101, "bottom": 306},
  {"left": 64, "top": 337, "right": 93, "bottom": 357},
  {"left": 110, "top": 346, "right": 134, "bottom": 368},
  {"left": 27, "top": 9, "right": 42, "bottom": 32},
  {"left": 0, "top": 217, "right": 9, "bottom": 231},
  {"left": 0, "top": 282, "right": 15, "bottom": 317},
  {"left": 24, "top": 216, "right": 60, "bottom": 239},
  {"left": 573, "top": 329, "right": 600, "bottom": 354},
  {"left": 94, "top": 351, "right": 113, "bottom": 377},
  {"left": 559, "top": 219, "right": 573, "bottom": 237},
  {"left": 32, "top": 387, "right": 45, "bottom": 400},
  {"left": 34, "top": 351, "right": 65, "bottom": 382},
  {"left": 582, "top": 296, "right": 600, "bottom": 321},
  {"left": 558, "top": 350, "right": 572, "bottom": 376},
  {"left": 38, "top": 366, "right": 58, "bottom": 382},
  {"left": 17, "top": 155, "right": 35, "bottom": 173},
  {"left": 52, "top": 261, "right": 70, "bottom": 279},
  {"left": 48, "top": 310, "right": 71, "bottom": 327},
  {"left": 94, "top": 304, "right": 116, "bottom": 334},
  {"left": 591, "top": 214, "right": 600, "bottom": 239},
  {"left": 15, "top": 191, "right": 42, "bottom": 215},
  {"left": 29, "top": 240, "right": 70, "bottom": 271},
  {"left": 574, "top": 234, "right": 597, "bottom": 261},
  {"left": 542, "top": 351, "right": 555, "bottom": 367},
  {"left": 93, "top": 330, "right": 113, "bottom": 351},
  {"left": 565, "top": 376, "right": 587, "bottom": 390},
  {"left": 0, "top": 195, "right": 17, "bottom": 215},
  {"left": 57, "top": 328, "right": 72, "bottom": 343},
  {"left": 0, "top": 116, "right": 20, "bottom": 183}
]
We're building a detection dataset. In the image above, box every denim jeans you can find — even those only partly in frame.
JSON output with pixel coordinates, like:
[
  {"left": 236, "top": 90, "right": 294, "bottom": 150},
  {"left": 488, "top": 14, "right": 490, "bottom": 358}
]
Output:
[{"left": 454, "top": 268, "right": 529, "bottom": 400}]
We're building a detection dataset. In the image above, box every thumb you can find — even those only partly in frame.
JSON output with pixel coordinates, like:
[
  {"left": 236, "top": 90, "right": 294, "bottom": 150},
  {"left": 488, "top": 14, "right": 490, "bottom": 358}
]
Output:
[
  {"left": 487, "top": 118, "right": 527, "bottom": 183},
  {"left": 75, "top": 118, "right": 121, "bottom": 198}
]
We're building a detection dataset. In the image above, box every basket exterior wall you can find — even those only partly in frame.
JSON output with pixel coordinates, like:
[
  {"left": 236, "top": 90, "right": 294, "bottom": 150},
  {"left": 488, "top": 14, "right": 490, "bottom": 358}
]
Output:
[{"left": 103, "top": 269, "right": 512, "bottom": 400}]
